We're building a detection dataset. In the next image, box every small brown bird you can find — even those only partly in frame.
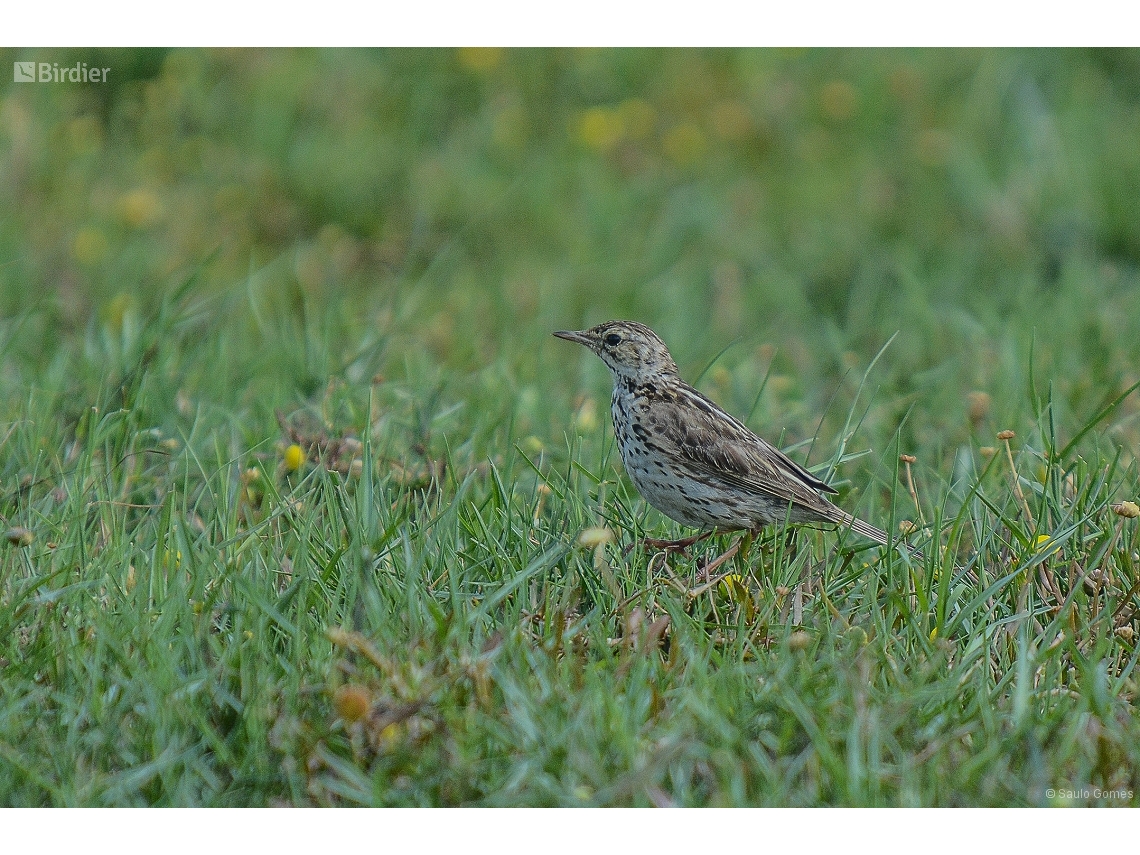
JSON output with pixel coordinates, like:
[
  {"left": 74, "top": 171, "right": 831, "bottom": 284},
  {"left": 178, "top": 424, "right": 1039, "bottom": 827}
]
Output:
[{"left": 554, "top": 320, "right": 900, "bottom": 551}]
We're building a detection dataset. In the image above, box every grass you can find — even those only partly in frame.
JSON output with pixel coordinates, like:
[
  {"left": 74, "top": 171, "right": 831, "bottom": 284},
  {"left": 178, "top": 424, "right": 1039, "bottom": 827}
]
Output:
[{"left": 1, "top": 47, "right": 1139, "bottom": 806}]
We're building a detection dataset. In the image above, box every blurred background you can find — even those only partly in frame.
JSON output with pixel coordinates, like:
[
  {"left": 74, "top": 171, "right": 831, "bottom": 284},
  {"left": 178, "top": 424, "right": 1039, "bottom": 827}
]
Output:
[{"left": 1, "top": 48, "right": 1138, "bottom": 464}]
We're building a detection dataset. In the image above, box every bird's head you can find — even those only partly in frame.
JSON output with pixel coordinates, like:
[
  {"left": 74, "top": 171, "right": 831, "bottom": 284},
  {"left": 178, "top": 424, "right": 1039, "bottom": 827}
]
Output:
[{"left": 553, "top": 321, "right": 679, "bottom": 383}]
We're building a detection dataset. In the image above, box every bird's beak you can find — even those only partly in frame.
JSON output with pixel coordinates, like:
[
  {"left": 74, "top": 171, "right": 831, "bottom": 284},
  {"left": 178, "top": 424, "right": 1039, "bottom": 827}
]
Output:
[{"left": 553, "top": 329, "right": 592, "bottom": 347}]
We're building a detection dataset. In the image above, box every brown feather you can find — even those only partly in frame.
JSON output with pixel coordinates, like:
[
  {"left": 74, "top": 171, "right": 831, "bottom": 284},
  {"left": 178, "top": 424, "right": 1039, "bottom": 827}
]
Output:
[{"left": 655, "top": 383, "right": 840, "bottom": 515}]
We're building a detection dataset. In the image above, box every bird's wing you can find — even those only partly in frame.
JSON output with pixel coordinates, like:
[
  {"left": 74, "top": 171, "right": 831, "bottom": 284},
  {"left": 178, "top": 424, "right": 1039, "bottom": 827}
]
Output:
[{"left": 647, "top": 384, "right": 839, "bottom": 515}]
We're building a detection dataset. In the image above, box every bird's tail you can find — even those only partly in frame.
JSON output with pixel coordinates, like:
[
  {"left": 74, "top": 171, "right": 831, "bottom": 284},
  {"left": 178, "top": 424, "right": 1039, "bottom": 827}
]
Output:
[{"left": 834, "top": 510, "right": 924, "bottom": 561}]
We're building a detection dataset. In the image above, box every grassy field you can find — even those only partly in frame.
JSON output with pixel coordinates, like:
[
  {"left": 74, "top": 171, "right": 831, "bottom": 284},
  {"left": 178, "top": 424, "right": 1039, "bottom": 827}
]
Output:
[{"left": 1, "top": 47, "right": 1139, "bottom": 806}]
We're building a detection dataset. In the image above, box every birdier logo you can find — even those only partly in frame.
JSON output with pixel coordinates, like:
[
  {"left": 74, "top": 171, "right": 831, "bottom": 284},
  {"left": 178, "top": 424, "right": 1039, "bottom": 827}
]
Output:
[{"left": 13, "top": 61, "right": 109, "bottom": 83}]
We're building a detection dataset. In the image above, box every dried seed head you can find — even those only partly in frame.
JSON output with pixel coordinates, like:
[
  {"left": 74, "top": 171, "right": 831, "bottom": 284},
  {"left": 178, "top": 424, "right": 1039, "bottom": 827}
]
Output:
[
  {"left": 898, "top": 520, "right": 918, "bottom": 536},
  {"left": 899, "top": 454, "right": 917, "bottom": 464},
  {"left": 997, "top": 429, "right": 1016, "bottom": 441},
  {"left": 979, "top": 446, "right": 996, "bottom": 457},
  {"left": 577, "top": 526, "right": 615, "bottom": 549},
  {"left": 967, "top": 391, "right": 991, "bottom": 423},
  {"left": 1116, "top": 625, "right": 1136, "bottom": 643},
  {"left": 333, "top": 684, "right": 372, "bottom": 723},
  {"left": 5, "top": 527, "right": 33, "bottom": 547},
  {"left": 788, "top": 630, "right": 812, "bottom": 651},
  {"left": 1111, "top": 501, "right": 1140, "bottom": 519}
]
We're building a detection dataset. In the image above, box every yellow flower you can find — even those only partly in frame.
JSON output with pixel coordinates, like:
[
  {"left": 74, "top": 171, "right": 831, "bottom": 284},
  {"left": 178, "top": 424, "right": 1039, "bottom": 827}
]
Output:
[
  {"left": 717, "top": 574, "right": 757, "bottom": 620},
  {"left": 718, "top": 573, "right": 749, "bottom": 603},
  {"left": 116, "top": 188, "right": 162, "bottom": 228},
  {"left": 283, "top": 443, "right": 305, "bottom": 471},
  {"left": 577, "top": 106, "right": 623, "bottom": 152},
  {"left": 377, "top": 722, "right": 402, "bottom": 748},
  {"left": 1034, "top": 534, "right": 1060, "bottom": 558}
]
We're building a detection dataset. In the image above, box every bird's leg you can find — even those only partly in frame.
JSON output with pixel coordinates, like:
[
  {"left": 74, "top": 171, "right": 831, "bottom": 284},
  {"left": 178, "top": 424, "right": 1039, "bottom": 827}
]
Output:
[
  {"left": 630, "top": 530, "right": 714, "bottom": 556},
  {"left": 644, "top": 531, "right": 712, "bottom": 551},
  {"left": 695, "top": 536, "right": 744, "bottom": 584}
]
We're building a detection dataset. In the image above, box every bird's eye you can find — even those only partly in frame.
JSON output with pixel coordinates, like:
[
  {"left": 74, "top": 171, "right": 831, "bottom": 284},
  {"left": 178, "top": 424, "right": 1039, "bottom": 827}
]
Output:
[{"left": 603, "top": 333, "right": 622, "bottom": 347}]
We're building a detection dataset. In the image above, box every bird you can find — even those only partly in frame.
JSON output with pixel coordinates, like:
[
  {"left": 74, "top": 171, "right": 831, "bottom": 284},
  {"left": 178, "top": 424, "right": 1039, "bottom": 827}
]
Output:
[{"left": 553, "top": 320, "right": 910, "bottom": 556}]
